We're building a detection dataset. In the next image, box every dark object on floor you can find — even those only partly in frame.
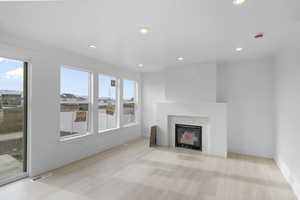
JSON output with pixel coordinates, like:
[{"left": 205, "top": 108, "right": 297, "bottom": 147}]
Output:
[{"left": 150, "top": 126, "right": 157, "bottom": 147}]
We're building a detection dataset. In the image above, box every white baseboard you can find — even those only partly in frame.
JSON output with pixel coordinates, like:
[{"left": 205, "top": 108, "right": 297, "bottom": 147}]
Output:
[{"left": 275, "top": 158, "right": 300, "bottom": 200}]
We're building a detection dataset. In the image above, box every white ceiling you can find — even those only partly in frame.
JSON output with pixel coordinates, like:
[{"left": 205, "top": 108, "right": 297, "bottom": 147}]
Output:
[{"left": 0, "top": 0, "right": 299, "bottom": 71}]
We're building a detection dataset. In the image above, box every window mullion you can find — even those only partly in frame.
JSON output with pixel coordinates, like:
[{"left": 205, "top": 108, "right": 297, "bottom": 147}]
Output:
[
  {"left": 92, "top": 73, "right": 98, "bottom": 134},
  {"left": 119, "top": 79, "right": 124, "bottom": 127}
]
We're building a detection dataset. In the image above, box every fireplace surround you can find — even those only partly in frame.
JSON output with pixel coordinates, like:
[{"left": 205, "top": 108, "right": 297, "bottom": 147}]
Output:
[{"left": 156, "top": 102, "right": 227, "bottom": 157}]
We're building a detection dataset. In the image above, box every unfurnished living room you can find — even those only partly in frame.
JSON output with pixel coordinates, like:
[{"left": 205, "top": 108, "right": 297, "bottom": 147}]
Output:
[{"left": 0, "top": 0, "right": 299, "bottom": 199}]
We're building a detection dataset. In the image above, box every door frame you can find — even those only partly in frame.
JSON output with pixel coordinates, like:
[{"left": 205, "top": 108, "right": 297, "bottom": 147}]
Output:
[
  {"left": 0, "top": 59, "right": 29, "bottom": 186},
  {"left": 23, "top": 62, "right": 28, "bottom": 172}
]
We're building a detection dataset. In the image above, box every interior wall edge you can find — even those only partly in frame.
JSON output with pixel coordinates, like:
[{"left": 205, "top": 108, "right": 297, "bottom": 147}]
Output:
[{"left": 275, "top": 157, "right": 300, "bottom": 200}]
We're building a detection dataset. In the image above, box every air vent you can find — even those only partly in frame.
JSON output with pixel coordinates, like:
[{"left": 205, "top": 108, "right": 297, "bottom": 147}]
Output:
[
  {"left": 31, "top": 173, "right": 53, "bottom": 181},
  {"left": 31, "top": 176, "right": 42, "bottom": 181}
]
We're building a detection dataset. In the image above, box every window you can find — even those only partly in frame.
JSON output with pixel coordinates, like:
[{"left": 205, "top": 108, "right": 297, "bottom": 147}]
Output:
[
  {"left": 123, "top": 79, "right": 137, "bottom": 125},
  {"left": 98, "top": 74, "right": 118, "bottom": 131},
  {"left": 60, "top": 67, "right": 91, "bottom": 137}
]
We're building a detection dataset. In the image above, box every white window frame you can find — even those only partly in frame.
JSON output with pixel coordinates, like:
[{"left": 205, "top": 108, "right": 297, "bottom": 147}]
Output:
[
  {"left": 59, "top": 66, "right": 93, "bottom": 140},
  {"left": 98, "top": 73, "right": 120, "bottom": 133}
]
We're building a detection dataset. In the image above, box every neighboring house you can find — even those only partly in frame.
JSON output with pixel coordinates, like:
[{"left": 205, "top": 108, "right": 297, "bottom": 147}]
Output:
[
  {"left": 60, "top": 93, "right": 89, "bottom": 112},
  {"left": 98, "top": 97, "right": 114, "bottom": 105},
  {"left": 0, "top": 94, "right": 22, "bottom": 107}
]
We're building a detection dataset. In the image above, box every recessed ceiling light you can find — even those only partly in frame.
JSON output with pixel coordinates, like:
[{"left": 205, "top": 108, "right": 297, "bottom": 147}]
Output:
[
  {"left": 236, "top": 47, "right": 243, "bottom": 52},
  {"left": 232, "top": 0, "right": 246, "bottom": 5},
  {"left": 138, "top": 64, "right": 144, "bottom": 67},
  {"left": 177, "top": 57, "right": 184, "bottom": 61},
  {"left": 89, "top": 45, "right": 96, "bottom": 48},
  {"left": 139, "top": 27, "right": 149, "bottom": 34}
]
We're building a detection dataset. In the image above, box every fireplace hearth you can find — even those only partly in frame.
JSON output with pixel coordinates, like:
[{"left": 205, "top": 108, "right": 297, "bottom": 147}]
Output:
[{"left": 175, "top": 124, "right": 202, "bottom": 151}]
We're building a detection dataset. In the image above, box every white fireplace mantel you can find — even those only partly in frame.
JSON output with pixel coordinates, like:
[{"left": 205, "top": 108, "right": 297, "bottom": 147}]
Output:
[{"left": 156, "top": 101, "right": 227, "bottom": 158}]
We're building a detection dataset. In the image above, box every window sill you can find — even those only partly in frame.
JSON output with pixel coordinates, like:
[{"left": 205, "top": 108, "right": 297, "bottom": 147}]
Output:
[
  {"left": 98, "top": 123, "right": 139, "bottom": 135},
  {"left": 123, "top": 122, "right": 139, "bottom": 128},
  {"left": 59, "top": 132, "right": 93, "bottom": 142},
  {"left": 98, "top": 127, "right": 120, "bottom": 135}
]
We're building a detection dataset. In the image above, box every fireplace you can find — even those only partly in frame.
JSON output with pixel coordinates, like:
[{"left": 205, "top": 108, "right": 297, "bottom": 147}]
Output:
[{"left": 175, "top": 124, "right": 202, "bottom": 151}]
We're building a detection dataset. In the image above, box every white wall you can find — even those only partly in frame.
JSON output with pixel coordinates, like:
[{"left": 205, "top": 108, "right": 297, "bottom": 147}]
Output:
[
  {"left": 141, "top": 72, "right": 165, "bottom": 136},
  {"left": 217, "top": 58, "right": 275, "bottom": 158},
  {"left": 142, "top": 59, "right": 275, "bottom": 159},
  {"left": 274, "top": 49, "right": 300, "bottom": 198},
  {"left": 165, "top": 63, "right": 217, "bottom": 102},
  {"left": 142, "top": 63, "right": 217, "bottom": 136},
  {"left": 0, "top": 33, "right": 142, "bottom": 176}
]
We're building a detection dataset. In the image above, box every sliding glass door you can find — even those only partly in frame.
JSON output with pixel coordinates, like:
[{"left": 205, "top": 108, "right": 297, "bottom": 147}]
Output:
[{"left": 0, "top": 57, "right": 27, "bottom": 185}]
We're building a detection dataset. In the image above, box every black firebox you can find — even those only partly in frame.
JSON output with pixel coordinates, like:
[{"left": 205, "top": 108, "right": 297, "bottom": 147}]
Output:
[{"left": 175, "top": 124, "right": 202, "bottom": 151}]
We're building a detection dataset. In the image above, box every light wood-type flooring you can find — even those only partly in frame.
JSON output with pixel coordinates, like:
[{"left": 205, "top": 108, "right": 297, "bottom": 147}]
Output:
[{"left": 0, "top": 138, "right": 296, "bottom": 200}]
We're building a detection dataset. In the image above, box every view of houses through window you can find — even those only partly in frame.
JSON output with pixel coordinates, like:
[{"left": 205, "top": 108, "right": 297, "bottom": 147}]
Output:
[
  {"left": 98, "top": 74, "right": 118, "bottom": 131},
  {"left": 60, "top": 67, "right": 90, "bottom": 137},
  {"left": 123, "top": 79, "right": 137, "bottom": 125},
  {"left": 60, "top": 67, "right": 138, "bottom": 138}
]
